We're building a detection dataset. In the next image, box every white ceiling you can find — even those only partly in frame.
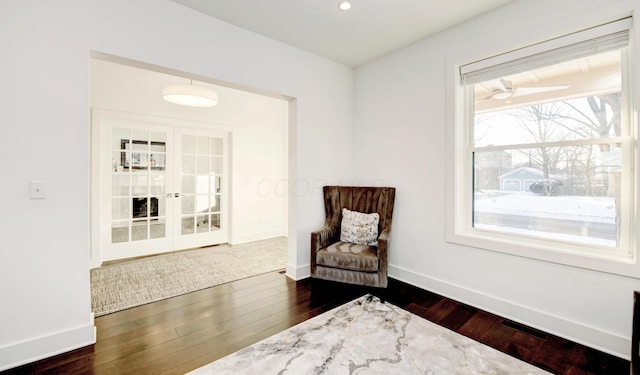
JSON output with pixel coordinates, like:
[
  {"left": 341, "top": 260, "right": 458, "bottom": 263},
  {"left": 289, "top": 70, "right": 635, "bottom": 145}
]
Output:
[{"left": 170, "top": 0, "right": 513, "bottom": 67}]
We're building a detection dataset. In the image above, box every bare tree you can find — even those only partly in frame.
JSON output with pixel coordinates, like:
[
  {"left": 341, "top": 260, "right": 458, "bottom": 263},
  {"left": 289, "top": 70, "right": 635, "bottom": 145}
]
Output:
[
  {"left": 560, "top": 144, "right": 595, "bottom": 195},
  {"left": 558, "top": 94, "right": 621, "bottom": 137},
  {"left": 509, "top": 104, "right": 565, "bottom": 179},
  {"left": 558, "top": 94, "right": 622, "bottom": 242}
]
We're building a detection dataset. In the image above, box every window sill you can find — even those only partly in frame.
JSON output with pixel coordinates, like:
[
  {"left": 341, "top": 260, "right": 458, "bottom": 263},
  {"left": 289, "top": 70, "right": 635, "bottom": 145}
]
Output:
[{"left": 446, "top": 226, "right": 640, "bottom": 278}]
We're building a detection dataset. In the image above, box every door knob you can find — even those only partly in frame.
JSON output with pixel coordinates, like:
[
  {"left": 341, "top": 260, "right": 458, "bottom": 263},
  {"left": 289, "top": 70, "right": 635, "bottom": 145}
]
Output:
[{"left": 174, "top": 193, "right": 180, "bottom": 198}]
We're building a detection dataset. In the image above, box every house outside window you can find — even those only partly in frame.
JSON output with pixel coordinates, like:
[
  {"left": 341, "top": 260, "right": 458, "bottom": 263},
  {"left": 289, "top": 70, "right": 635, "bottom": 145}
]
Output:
[{"left": 447, "top": 17, "right": 638, "bottom": 276}]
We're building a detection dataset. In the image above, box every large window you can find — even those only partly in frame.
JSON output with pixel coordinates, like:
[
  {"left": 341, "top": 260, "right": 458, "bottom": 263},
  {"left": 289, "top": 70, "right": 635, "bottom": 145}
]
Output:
[{"left": 448, "top": 18, "right": 638, "bottom": 274}]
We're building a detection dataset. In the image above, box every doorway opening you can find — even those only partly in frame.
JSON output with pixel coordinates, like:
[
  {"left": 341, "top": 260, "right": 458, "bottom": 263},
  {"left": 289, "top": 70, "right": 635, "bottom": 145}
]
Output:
[{"left": 90, "top": 53, "right": 290, "bottom": 270}]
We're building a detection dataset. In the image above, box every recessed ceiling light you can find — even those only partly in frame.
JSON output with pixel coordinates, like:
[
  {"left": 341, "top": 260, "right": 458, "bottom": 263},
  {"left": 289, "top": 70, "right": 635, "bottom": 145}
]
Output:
[{"left": 339, "top": 1, "right": 351, "bottom": 11}]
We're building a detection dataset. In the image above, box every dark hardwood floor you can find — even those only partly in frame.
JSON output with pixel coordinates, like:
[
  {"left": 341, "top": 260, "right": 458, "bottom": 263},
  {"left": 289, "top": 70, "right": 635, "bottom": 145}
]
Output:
[{"left": 2, "top": 272, "right": 629, "bottom": 374}]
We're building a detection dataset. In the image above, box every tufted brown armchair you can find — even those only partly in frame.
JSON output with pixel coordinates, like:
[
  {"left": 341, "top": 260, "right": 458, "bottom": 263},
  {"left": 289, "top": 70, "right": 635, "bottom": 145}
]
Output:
[{"left": 310, "top": 186, "right": 396, "bottom": 288}]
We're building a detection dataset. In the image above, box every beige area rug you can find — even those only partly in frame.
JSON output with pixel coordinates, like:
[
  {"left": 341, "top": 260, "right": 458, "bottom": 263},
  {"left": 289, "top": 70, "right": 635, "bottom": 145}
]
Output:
[
  {"left": 189, "top": 295, "right": 550, "bottom": 375},
  {"left": 90, "top": 237, "right": 287, "bottom": 317}
]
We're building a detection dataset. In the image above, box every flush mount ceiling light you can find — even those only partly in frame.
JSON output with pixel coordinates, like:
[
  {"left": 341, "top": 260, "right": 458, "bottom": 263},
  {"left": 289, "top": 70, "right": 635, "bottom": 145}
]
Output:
[
  {"left": 162, "top": 81, "right": 219, "bottom": 108},
  {"left": 338, "top": 1, "right": 351, "bottom": 11}
]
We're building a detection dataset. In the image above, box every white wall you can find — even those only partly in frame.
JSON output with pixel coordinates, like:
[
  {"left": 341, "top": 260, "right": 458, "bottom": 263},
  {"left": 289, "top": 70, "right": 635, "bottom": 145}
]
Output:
[
  {"left": 0, "top": 0, "right": 353, "bottom": 370},
  {"left": 90, "top": 59, "right": 288, "bottom": 259},
  {"left": 7, "top": 0, "right": 636, "bottom": 369},
  {"left": 354, "top": 0, "right": 639, "bottom": 359}
]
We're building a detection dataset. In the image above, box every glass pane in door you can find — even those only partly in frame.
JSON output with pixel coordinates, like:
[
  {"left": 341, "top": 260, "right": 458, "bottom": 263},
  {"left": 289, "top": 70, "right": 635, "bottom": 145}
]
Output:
[
  {"left": 180, "top": 134, "right": 224, "bottom": 235},
  {"left": 111, "top": 128, "right": 167, "bottom": 243}
]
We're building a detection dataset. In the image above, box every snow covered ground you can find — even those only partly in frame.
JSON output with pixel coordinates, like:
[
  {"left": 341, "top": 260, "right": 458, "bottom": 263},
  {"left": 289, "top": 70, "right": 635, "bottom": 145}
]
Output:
[
  {"left": 474, "top": 190, "right": 616, "bottom": 224},
  {"left": 473, "top": 190, "right": 617, "bottom": 247}
]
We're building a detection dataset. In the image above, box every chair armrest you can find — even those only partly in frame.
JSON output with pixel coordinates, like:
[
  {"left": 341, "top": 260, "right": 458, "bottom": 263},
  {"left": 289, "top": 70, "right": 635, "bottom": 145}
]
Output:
[
  {"left": 378, "top": 228, "right": 391, "bottom": 244},
  {"left": 310, "top": 225, "right": 337, "bottom": 275},
  {"left": 376, "top": 228, "right": 391, "bottom": 276},
  {"left": 311, "top": 225, "right": 337, "bottom": 252}
]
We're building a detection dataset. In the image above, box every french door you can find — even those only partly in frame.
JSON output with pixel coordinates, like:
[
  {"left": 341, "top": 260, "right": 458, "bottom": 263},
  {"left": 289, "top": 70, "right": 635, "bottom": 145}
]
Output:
[
  {"left": 173, "top": 127, "right": 228, "bottom": 250},
  {"left": 93, "top": 110, "right": 229, "bottom": 263}
]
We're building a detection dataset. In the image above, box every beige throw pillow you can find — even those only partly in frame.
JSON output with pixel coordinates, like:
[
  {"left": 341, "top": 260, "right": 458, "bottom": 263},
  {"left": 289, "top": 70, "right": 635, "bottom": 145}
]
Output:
[{"left": 340, "top": 208, "right": 379, "bottom": 246}]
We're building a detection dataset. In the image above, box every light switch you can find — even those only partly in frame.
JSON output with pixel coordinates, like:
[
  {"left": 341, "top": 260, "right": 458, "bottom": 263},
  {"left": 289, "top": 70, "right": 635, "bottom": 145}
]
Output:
[{"left": 30, "top": 181, "right": 46, "bottom": 199}]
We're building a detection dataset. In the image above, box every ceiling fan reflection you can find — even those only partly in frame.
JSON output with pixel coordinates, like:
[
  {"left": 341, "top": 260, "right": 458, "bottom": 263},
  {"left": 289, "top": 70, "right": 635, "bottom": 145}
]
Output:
[{"left": 479, "top": 78, "right": 569, "bottom": 101}]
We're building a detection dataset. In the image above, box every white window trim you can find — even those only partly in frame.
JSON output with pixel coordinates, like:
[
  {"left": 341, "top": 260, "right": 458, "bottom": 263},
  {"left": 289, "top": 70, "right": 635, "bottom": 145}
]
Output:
[{"left": 445, "top": 16, "right": 640, "bottom": 278}]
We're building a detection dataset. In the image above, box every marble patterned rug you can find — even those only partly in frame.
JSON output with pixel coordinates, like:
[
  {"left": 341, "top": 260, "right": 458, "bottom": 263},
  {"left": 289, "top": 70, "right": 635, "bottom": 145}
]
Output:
[{"left": 188, "top": 294, "right": 551, "bottom": 375}]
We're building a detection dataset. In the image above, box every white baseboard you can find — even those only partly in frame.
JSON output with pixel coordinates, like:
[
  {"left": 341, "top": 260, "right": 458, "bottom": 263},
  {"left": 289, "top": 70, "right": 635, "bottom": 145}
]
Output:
[
  {"left": 286, "top": 263, "right": 310, "bottom": 281},
  {"left": 230, "top": 230, "right": 286, "bottom": 245},
  {"left": 389, "top": 264, "right": 630, "bottom": 360},
  {"left": 0, "top": 319, "right": 96, "bottom": 371}
]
